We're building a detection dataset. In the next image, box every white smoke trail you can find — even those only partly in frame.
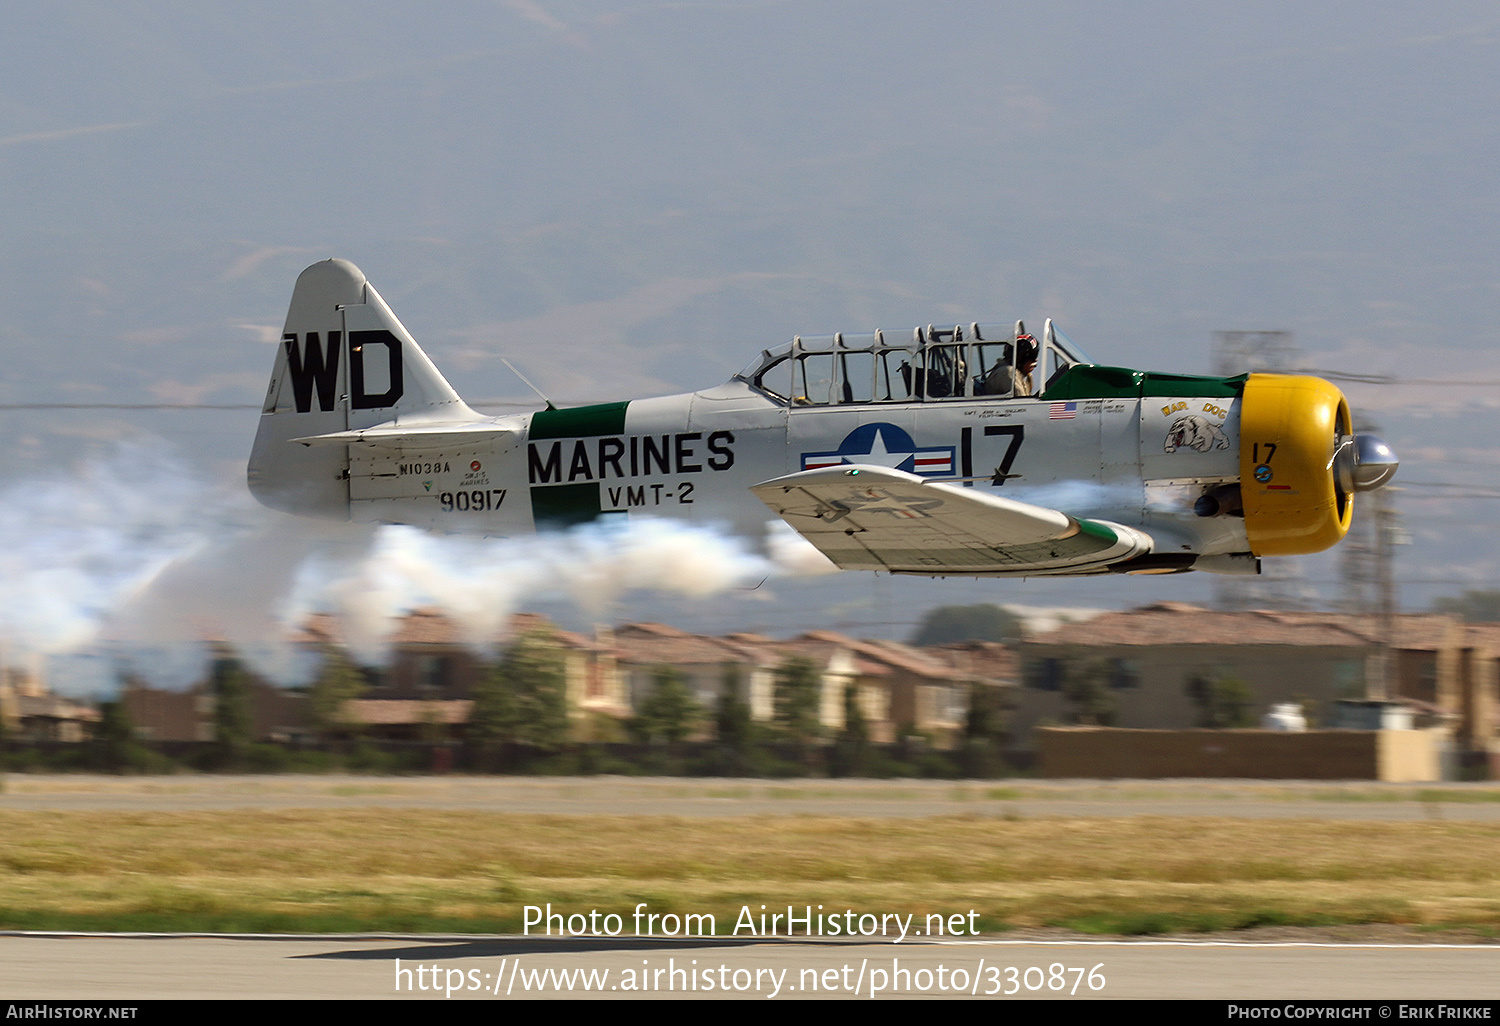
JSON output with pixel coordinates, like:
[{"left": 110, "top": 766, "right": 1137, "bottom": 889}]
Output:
[
  {"left": 764, "top": 520, "right": 840, "bottom": 577},
  {"left": 0, "top": 442, "right": 833, "bottom": 689},
  {"left": 284, "top": 518, "right": 784, "bottom": 663},
  {"left": 1006, "top": 478, "right": 1148, "bottom": 515},
  {"left": 0, "top": 444, "right": 214, "bottom": 654}
]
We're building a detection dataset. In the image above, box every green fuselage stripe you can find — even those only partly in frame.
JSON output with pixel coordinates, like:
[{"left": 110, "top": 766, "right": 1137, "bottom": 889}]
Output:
[
  {"left": 529, "top": 401, "right": 630, "bottom": 440},
  {"left": 531, "top": 482, "right": 603, "bottom": 529},
  {"left": 527, "top": 402, "right": 629, "bottom": 528},
  {"left": 1043, "top": 365, "right": 1247, "bottom": 401}
]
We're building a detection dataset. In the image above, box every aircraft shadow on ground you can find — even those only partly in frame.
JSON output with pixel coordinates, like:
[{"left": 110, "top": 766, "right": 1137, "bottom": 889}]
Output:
[{"left": 297, "top": 935, "right": 857, "bottom": 960}]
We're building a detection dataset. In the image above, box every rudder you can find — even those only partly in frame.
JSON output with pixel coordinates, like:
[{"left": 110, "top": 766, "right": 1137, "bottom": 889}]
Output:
[{"left": 248, "top": 259, "right": 475, "bottom": 517}]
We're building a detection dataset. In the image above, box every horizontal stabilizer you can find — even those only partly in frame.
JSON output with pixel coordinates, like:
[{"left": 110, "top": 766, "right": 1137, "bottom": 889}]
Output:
[
  {"left": 291, "top": 421, "right": 523, "bottom": 449},
  {"left": 751, "top": 464, "right": 1152, "bottom": 576}
]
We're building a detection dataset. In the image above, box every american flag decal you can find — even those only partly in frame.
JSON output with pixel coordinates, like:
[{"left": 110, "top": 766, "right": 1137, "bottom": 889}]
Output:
[{"left": 1049, "top": 401, "right": 1077, "bottom": 420}]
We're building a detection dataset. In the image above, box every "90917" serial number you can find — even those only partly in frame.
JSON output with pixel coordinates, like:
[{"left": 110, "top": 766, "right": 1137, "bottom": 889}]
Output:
[{"left": 439, "top": 489, "right": 507, "bottom": 512}]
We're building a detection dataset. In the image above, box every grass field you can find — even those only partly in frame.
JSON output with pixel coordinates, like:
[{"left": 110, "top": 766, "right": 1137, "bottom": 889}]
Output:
[{"left": 3, "top": 808, "right": 1500, "bottom": 936}]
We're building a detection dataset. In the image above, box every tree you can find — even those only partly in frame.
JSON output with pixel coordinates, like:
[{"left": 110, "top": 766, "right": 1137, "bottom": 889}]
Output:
[
  {"left": 209, "top": 650, "right": 254, "bottom": 769},
  {"left": 773, "top": 656, "right": 822, "bottom": 745},
  {"left": 830, "top": 683, "right": 872, "bottom": 777},
  {"left": 1186, "top": 671, "right": 1255, "bottom": 728},
  {"left": 909, "top": 604, "right": 1024, "bottom": 647},
  {"left": 959, "top": 681, "right": 1010, "bottom": 777},
  {"left": 468, "top": 658, "right": 516, "bottom": 770},
  {"left": 709, "top": 663, "right": 756, "bottom": 775},
  {"left": 965, "top": 683, "right": 1007, "bottom": 743},
  {"left": 1432, "top": 590, "right": 1500, "bottom": 623},
  {"left": 93, "top": 698, "right": 148, "bottom": 774},
  {"left": 842, "top": 683, "right": 869, "bottom": 745},
  {"left": 470, "top": 661, "right": 515, "bottom": 747},
  {"left": 632, "top": 665, "right": 701, "bottom": 744},
  {"left": 307, "top": 647, "right": 367, "bottom": 740},
  {"left": 1062, "top": 658, "right": 1116, "bottom": 726},
  {"left": 714, "top": 663, "right": 753, "bottom": 753},
  {"left": 478, "top": 628, "right": 569, "bottom": 751}
]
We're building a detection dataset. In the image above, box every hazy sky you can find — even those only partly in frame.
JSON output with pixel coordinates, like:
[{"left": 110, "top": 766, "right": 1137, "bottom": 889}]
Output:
[{"left": 2, "top": 2, "right": 1497, "bottom": 686}]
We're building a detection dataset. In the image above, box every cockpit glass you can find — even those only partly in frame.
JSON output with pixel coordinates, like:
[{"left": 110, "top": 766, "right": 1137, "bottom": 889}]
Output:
[
  {"left": 971, "top": 341, "right": 1015, "bottom": 397},
  {"left": 877, "top": 348, "right": 917, "bottom": 402},
  {"left": 923, "top": 344, "right": 966, "bottom": 399},
  {"left": 1042, "top": 322, "right": 1092, "bottom": 391},
  {"left": 736, "top": 341, "right": 791, "bottom": 382},
  {"left": 838, "top": 350, "right": 875, "bottom": 403},
  {"left": 794, "top": 351, "right": 836, "bottom": 405},
  {"left": 748, "top": 343, "right": 793, "bottom": 401},
  {"left": 737, "top": 323, "right": 1090, "bottom": 403},
  {"left": 1049, "top": 325, "right": 1093, "bottom": 365}
]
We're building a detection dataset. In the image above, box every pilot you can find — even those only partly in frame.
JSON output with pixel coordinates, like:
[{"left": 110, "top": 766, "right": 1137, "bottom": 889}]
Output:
[{"left": 1013, "top": 321, "right": 1037, "bottom": 396}]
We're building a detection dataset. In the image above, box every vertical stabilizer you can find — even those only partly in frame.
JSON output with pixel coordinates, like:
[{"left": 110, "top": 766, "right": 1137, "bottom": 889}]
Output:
[{"left": 248, "top": 259, "right": 476, "bottom": 517}]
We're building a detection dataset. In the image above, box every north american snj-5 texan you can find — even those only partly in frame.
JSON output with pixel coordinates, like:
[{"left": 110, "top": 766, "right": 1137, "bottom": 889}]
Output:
[{"left": 249, "top": 259, "right": 1398, "bottom": 578}]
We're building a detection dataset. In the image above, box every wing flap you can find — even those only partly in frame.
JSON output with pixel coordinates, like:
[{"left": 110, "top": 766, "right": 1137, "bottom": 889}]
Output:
[{"left": 751, "top": 465, "right": 1153, "bottom": 576}]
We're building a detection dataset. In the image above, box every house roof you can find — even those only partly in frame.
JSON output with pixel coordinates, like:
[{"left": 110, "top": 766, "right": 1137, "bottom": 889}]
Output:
[
  {"left": 299, "top": 607, "right": 514, "bottom": 647},
  {"left": 1025, "top": 602, "right": 1458, "bottom": 650},
  {"left": 295, "top": 609, "right": 602, "bottom": 653},
  {"left": 1463, "top": 623, "right": 1500, "bottom": 651},
  {"left": 790, "top": 631, "right": 972, "bottom": 682},
  {"left": 12, "top": 693, "right": 99, "bottom": 722},
  {"left": 606, "top": 624, "right": 972, "bottom": 683},
  {"left": 922, "top": 640, "right": 1018, "bottom": 683},
  {"left": 612, "top": 622, "right": 764, "bottom": 667}
]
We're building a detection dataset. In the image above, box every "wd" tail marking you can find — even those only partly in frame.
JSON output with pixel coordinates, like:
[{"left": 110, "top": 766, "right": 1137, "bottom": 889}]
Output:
[
  {"left": 284, "top": 330, "right": 405, "bottom": 413},
  {"left": 284, "top": 331, "right": 340, "bottom": 413}
]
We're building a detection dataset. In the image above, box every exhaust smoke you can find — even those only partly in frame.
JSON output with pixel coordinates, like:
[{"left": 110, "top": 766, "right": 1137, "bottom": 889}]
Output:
[{"left": 0, "top": 442, "right": 830, "bottom": 690}]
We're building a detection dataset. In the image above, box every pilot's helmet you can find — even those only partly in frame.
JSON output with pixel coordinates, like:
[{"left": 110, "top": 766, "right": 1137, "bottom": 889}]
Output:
[{"left": 1016, "top": 336, "right": 1038, "bottom": 366}]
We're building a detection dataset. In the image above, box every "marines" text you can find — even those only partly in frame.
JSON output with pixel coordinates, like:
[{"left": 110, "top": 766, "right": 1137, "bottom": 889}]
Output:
[{"left": 528, "top": 431, "right": 735, "bottom": 485}]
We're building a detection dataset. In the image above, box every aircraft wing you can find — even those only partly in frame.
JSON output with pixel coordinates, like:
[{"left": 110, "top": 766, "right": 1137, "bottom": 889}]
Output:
[{"left": 751, "top": 465, "right": 1154, "bottom": 576}]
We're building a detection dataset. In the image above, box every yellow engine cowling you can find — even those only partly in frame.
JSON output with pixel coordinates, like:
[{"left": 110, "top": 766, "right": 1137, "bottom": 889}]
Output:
[{"left": 1238, "top": 373, "right": 1353, "bottom": 557}]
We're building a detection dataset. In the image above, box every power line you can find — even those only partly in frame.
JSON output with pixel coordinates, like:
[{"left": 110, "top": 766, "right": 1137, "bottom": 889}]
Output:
[
  {"left": 0, "top": 400, "right": 539, "bottom": 411},
  {"left": 0, "top": 402, "right": 259, "bottom": 410},
  {"left": 1402, "top": 480, "right": 1497, "bottom": 488},
  {"left": 1398, "top": 481, "right": 1500, "bottom": 499},
  {"left": 1305, "top": 369, "right": 1500, "bottom": 387}
]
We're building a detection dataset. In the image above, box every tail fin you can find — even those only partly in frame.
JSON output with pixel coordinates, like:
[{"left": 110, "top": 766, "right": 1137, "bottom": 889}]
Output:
[{"left": 248, "top": 259, "right": 477, "bottom": 517}]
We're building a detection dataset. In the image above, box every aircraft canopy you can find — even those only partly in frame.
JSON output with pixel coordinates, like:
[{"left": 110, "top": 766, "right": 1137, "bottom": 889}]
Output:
[{"left": 734, "top": 320, "right": 1093, "bottom": 406}]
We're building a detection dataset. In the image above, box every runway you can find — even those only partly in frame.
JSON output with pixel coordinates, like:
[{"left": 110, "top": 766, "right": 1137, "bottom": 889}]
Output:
[{"left": 2, "top": 932, "right": 1497, "bottom": 1000}]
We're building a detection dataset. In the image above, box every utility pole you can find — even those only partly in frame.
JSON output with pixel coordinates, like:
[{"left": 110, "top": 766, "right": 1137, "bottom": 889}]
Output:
[
  {"left": 1337, "top": 489, "right": 1377, "bottom": 614},
  {"left": 1330, "top": 412, "right": 1402, "bottom": 701},
  {"left": 1367, "top": 485, "right": 1397, "bottom": 702}
]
